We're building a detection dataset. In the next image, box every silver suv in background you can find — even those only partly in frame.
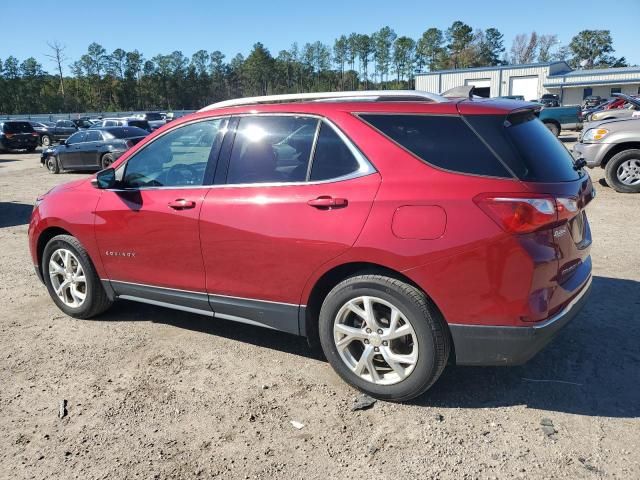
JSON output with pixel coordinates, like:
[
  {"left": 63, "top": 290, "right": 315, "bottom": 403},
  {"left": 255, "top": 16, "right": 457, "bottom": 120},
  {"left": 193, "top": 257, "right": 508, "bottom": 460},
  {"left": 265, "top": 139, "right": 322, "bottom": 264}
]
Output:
[{"left": 574, "top": 116, "right": 640, "bottom": 193}]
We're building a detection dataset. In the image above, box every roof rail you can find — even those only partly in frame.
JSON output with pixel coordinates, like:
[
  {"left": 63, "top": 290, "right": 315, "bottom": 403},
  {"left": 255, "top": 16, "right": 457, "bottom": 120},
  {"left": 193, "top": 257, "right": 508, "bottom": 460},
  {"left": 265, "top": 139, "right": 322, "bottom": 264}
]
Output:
[
  {"left": 442, "top": 85, "right": 475, "bottom": 99},
  {"left": 199, "top": 90, "right": 448, "bottom": 111}
]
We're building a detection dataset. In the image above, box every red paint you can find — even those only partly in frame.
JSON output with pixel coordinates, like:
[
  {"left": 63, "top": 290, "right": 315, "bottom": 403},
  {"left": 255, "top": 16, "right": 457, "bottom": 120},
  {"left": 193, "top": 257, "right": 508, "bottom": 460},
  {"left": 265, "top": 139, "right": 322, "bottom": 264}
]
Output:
[
  {"left": 29, "top": 97, "right": 593, "bottom": 331},
  {"left": 392, "top": 205, "right": 447, "bottom": 240}
]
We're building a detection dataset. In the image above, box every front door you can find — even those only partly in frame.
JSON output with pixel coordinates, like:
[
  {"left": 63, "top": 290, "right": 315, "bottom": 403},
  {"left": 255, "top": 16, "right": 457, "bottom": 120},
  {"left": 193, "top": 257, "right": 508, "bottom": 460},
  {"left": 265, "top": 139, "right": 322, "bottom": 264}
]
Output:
[
  {"left": 94, "top": 117, "right": 228, "bottom": 310},
  {"left": 199, "top": 115, "right": 380, "bottom": 333}
]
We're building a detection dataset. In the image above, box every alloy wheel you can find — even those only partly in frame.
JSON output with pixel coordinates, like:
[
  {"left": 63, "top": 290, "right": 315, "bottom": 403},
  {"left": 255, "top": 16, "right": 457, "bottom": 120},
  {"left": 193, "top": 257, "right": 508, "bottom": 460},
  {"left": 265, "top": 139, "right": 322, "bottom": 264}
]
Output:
[
  {"left": 617, "top": 159, "right": 640, "bottom": 186},
  {"left": 48, "top": 248, "right": 87, "bottom": 308},
  {"left": 333, "top": 296, "right": 418, "bottom": 385}
]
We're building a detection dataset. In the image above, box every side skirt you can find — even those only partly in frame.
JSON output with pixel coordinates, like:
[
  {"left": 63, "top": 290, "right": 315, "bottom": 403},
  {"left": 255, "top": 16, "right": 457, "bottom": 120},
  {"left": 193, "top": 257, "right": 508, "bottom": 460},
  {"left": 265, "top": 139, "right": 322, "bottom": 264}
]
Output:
[{"left": 106, "top": 280, "right": 301, "bottom": 335}]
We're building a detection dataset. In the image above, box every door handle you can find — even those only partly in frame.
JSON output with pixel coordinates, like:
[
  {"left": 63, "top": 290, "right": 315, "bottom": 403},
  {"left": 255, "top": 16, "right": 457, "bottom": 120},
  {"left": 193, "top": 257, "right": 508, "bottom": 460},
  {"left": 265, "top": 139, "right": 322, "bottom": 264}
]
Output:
[
  {"left": 168, "top": 199, "right": 196, "bottom": 210},
  {"left": 307, "top": 196, "right": 348, "bottom": 209}
]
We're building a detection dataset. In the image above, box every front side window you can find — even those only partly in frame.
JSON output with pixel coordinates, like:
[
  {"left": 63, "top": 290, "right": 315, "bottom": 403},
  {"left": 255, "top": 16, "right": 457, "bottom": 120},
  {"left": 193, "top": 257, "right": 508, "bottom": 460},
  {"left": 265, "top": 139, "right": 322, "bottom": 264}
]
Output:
[
  {"left": 66, "top": 132, "right": 86, "bottom": 145},
  {"left": 122, "top": 118, "right": 225, "bottom": 188},
  {"left": 227, "top": 116, "right": 318, "bottom": 184}
]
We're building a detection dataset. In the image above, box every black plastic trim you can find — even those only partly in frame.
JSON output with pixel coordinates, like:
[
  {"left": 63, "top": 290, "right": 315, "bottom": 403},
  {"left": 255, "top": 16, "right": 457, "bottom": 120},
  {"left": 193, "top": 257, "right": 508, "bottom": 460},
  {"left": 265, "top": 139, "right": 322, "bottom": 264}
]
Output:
[
  {"left": 208, "top": 294, "right": 300, "bottom": 335},
  {"left": 449, "top": 278, "right": 592, "bottom": 366}
]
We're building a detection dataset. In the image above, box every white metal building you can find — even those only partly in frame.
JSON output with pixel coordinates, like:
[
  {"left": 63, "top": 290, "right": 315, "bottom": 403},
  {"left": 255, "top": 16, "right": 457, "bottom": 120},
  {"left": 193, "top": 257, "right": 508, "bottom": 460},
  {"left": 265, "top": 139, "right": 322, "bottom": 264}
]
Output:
[{"left": 415, "top": 62, "right": 640, "bottom": 105}]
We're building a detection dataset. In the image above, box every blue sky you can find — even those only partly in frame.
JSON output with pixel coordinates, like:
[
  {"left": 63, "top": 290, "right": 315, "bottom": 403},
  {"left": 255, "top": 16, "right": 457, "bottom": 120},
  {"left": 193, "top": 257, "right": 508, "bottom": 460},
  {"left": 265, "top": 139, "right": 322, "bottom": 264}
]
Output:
[{"left": 1, "top": 0, "right": 638, "bottom": 72}]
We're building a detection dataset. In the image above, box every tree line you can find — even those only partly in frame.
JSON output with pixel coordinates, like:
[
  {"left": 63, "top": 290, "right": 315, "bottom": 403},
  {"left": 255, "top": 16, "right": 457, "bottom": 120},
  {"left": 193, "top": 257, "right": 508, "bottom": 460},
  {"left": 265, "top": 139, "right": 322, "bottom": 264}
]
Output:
[{"left": 0, "top": 23, "right": 629, "bottom": 115}]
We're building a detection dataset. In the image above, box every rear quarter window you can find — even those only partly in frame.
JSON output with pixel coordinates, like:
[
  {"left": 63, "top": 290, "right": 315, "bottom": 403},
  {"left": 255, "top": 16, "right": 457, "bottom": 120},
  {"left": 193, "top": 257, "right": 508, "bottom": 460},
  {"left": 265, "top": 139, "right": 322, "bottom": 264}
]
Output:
[{"left": 358, "top": 114, "right": 511, "bottom": 178}]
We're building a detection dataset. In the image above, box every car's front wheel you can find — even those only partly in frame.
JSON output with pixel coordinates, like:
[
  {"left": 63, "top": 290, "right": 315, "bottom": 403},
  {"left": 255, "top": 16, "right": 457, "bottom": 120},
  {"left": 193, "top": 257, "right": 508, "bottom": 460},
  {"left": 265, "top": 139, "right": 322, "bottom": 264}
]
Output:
[
  {"left": 319, "top": 275, "right": 450, "bottom": 402},
  {"left": 605, "top": 149, "right": 640, "bottom": 193},
  {"left": 42, "top": 234, "right": 113, "bottom": 318},
  {"left": 41, "top": 135, "right": 51, "bottom": 147},
  {"left": 101, "top": 152, "right": 115, "bottom": 169}
]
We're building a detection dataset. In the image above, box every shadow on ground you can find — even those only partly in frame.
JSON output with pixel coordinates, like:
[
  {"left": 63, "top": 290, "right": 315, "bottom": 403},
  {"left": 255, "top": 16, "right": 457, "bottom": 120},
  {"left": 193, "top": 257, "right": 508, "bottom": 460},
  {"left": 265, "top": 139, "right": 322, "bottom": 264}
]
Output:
[
  {"left": 96, "top": 275, "right": 639, "bottom": 418},
  {"left": 0, "top": 202, "right": 34, "bottom": 227}
]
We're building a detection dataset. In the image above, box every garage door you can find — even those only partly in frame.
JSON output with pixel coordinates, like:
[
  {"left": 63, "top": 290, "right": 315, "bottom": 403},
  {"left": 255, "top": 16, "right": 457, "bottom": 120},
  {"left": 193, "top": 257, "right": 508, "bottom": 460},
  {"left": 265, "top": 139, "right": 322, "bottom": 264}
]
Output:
[
  {"left": 510, "top": 76, "right": 538, "bottom": 101},
  {"left": 465, "top": 78, "right": 491, "bottom": 98}
]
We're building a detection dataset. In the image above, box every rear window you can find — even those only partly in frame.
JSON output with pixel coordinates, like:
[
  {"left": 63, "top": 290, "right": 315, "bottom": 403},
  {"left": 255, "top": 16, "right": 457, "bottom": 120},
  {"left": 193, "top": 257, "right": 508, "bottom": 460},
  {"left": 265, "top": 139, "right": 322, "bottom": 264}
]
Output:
[
  {"left": 465, "top": 112, "right": 580, "bottom": 182},
  {"left": 3, "top": 122, "right": 34, "bottom": 133},
  {"left": 359, "top": 114, "right": 511, "bottom": 178},
  {"left": 144, "top": 113, "right": 163, "bottom": 121}
]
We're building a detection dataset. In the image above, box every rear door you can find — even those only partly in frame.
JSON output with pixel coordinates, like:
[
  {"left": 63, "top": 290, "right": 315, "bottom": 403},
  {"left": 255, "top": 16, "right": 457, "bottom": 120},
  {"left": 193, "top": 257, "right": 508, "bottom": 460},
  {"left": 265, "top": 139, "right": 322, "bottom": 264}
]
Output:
[
  {"left": 199, "top": 115, "right": 380, "bottom": 333},
  {"left": 82, "top": 130, "right": 103, "bottom": 167}
]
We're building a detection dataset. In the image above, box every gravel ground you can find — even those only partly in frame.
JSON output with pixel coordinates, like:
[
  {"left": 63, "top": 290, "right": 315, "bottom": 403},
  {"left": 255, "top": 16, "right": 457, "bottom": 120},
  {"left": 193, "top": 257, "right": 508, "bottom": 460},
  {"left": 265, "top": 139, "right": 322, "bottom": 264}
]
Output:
[{"left": 1, "top": 134, "right": 639, "bottom": 479}]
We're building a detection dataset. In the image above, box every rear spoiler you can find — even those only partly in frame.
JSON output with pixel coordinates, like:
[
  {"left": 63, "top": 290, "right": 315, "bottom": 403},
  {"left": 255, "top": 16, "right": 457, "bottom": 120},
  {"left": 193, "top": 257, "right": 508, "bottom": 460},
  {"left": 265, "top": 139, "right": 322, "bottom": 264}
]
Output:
[{"left": 442, "top": 85, "right": 475, "bottom": 99}]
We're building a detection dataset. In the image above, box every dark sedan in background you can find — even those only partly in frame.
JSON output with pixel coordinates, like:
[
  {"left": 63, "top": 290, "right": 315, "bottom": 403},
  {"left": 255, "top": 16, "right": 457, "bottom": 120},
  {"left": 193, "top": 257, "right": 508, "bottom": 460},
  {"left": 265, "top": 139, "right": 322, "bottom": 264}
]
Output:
[{"left": 41, "top": 126, "right": 149, "bottom": 173}]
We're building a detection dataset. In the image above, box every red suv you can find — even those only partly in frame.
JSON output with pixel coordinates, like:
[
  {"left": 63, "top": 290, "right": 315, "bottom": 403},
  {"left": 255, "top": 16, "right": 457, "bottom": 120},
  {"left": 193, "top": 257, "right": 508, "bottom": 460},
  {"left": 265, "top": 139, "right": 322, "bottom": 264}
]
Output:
[{"left": 28, "top": 90, "right": 594, "bottom": 401}]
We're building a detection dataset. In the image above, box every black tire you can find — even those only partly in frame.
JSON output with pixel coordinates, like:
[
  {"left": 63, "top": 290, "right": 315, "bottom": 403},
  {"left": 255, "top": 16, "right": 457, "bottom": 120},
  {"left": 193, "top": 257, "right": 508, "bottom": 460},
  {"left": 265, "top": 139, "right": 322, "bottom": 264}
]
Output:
[
  {"left": 544, "top": 122, "right": 560, "bottom": 137},
  {"left": 318, "top": 275, "right": 450, "bottom": 402},
  {"left": 41, "top": 135, "right": 51, "bottom": 147},
  {"left": 42, "top": 234, "right": 113, "bottom": 319},
  {"left": 604, "top": 149, "right": 640, "bottom": 193},
  {"left": 46, "top": 155, "right": 60, "bottom": 174},
  {"left": 101, "top": 152, "right": 115, "bottom": 169}
]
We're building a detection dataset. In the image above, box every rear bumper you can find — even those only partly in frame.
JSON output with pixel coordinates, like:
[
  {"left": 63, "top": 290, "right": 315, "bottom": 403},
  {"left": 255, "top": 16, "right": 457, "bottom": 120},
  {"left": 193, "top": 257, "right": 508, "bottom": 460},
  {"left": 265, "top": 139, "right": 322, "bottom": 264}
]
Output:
[
  {"left": 0, "top": 137, "right": 38, "bottom": 150},
  {"left": 449, "top": 276, "right": 592, "bottom": 366}
]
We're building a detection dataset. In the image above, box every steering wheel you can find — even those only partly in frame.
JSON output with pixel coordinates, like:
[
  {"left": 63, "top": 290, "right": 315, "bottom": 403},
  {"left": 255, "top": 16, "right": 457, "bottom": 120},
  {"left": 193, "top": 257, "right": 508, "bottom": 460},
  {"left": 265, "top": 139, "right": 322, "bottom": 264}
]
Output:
[{"left": 166, "top": 163, "right": 199, "bottom": 186}]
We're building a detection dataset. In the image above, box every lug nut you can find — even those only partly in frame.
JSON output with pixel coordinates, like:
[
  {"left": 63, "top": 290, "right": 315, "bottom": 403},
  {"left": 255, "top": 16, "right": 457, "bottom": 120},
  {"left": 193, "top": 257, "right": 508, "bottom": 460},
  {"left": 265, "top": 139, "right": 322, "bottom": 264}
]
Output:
[
  {"left": 382, "top": 341, "right": 388, "bottom": 346},
  {"left": 374, "top": 347, "right": 379, "bottom": 352},
  {"left": 377, "top": 329, "right": 383, "bottom": 334},
  {"left": 364, "top": 339, "right": 369, "bottom": 344},
  {"left": 365, "top": 328, "right": 371, "bottom": 333}
]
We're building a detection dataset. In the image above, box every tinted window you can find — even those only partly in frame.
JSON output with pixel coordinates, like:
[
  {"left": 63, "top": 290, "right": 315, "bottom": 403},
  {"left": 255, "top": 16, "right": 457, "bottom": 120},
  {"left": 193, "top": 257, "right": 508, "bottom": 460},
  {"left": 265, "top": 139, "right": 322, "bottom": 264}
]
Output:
[
  {"left": 128, "top": 120, "right": 149, "bottom": 130},
  {"left": 310, "top": 123, "right": 360, "bottom": 181},
  {"left": 227, "top": 116, "right": 318, "bottom": 184},
  {"left": 66, "top": 132, "right": 86, "bottom": 145},
  {"left": 104, "top": 127, "right": 149, "bottom": 139},
  {"left": 86, "top": 130, "right": 102, "bottom": 142},
  {"left": 145, "top": 113, "right": 163, "bottom": 120},
  {"left": 465, "top": 113, "right": 580, "bottom": 182},
  {"left": 3, "top": 122, "right": 34, "bottom": 133},
  {"left": 104, "top": 120, "right": 117, "bottom": 127},
  {"left": 64, "top": 121, "right": 75, "bottom": 128},
  {"left": 360, "top": 114, "right": 511, "bottom": 178},
  {"left": 123, "top": 119, "right": 225, "bottom": 188}
]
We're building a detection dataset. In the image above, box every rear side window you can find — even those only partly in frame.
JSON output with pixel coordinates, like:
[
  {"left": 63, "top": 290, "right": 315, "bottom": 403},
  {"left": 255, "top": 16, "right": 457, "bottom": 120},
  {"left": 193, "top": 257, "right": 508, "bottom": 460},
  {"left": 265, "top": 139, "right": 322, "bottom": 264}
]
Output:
[
  {"left": 310, "top": 123, "right": 360, "bottom": 181},
  {"left": 359, "top": 114, "right": 511, "bottom": 178},
  {"left": 128, "top": 120, "right": 149, "bottom": 130},
  {"left": 227, "top": 116, "right": 318, "bottom": 184},
  {"left": 465, "top": 113, "right": 580, "bottom": 182},
  {"left": 3, "top": 122, "right": 34, "bottom": 133}
]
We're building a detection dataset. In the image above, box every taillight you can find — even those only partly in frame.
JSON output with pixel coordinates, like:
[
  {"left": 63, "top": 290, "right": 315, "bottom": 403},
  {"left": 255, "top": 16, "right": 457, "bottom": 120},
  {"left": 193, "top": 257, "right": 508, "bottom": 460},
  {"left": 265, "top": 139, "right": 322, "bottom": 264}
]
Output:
[
  {"left": 474, "top": 194, "right": 578, "bottom": 234},
  {"left": 5, "top": 133, "right": 14, "bottom": 139},
  {"left": 32, "top": 132, "right": 39, "bottom": 137}
]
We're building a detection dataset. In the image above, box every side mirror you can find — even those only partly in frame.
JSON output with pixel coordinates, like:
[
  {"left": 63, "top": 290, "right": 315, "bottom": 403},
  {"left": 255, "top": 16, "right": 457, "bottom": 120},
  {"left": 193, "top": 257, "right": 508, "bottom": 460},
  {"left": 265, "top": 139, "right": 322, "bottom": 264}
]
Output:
[{"left": 91, "top": 168, "right": 116, "bottom": 189}]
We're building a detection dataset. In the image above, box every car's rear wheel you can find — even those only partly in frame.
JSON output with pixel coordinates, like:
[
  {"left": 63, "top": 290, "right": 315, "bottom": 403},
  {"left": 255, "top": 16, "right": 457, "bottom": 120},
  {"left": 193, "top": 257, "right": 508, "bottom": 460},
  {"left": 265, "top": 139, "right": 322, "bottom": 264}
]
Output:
[
  {"left": 46, "top": 155, "right": 60, "bottom": 174},
  {"left": 318, "top": 275, "right": 450, "bottom": 402},
  {"left": 605, "top": 149, "right": 640, "bottom": 193},
  {"left": 42, "top": 234, "right": 113, "bottom": 318},
  {"left": 41, "top": 135, "right": 51, "bottom": 147},
  {"left": 101, "top": 153, "right": 115, "bottom": 169}
]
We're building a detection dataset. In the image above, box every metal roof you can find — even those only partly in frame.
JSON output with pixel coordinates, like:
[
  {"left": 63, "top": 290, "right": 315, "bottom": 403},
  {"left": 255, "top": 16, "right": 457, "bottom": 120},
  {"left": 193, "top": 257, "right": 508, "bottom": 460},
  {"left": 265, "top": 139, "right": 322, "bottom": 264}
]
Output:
[
  {"left": 549, "top": 66, "right": 640, "bottom": 77},
  {"left": 414, "top": 61, "right": 571, "bottom": 77}
]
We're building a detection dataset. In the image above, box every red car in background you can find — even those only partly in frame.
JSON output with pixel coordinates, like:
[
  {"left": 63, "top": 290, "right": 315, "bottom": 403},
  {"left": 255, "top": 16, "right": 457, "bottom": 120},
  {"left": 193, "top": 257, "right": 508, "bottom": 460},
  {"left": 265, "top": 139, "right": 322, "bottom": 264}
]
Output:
[{"left": 28, "top": 90, "right": 594, "bottom": 401}]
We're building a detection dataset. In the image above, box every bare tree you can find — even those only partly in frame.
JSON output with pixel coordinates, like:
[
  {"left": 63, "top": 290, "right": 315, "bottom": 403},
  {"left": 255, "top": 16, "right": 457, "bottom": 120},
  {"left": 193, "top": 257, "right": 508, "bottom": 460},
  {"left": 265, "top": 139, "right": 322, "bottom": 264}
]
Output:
[
  {"left": 537, "top": 34, "right": 559, "bottom": 62},
  {"left": 45, "top": 41, "right": 67, "bottom": 104},
  {"left": 510, "top": 32, "right": 538, "bottom": 64}
]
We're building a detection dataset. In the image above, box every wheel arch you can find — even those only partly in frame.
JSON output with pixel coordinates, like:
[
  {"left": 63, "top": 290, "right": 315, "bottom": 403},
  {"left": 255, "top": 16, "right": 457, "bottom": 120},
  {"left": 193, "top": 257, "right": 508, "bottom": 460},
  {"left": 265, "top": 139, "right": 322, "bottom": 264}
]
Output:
[
  {"left": 600, "top": 142, "right": 640, "bottom": 168},
  {"left": 302, "top": 261, "right": 454, "bottom": 361},
  {"left": 37, "top": 226, "right": 73, "bottom": 272}
]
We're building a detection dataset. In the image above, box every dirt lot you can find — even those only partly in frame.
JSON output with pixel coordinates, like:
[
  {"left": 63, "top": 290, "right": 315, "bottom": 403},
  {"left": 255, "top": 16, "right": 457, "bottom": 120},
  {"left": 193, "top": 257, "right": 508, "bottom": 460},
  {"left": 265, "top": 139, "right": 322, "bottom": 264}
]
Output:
[{"left": 1, "top": 134, "right": 639, "bottom": 479}]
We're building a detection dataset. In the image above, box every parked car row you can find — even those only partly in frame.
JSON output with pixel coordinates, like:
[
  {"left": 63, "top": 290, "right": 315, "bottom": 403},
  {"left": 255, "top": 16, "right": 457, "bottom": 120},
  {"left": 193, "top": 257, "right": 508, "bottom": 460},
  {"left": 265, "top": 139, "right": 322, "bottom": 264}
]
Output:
[{"left": 583, "top": 93, "right": 640, "bottom": 123}]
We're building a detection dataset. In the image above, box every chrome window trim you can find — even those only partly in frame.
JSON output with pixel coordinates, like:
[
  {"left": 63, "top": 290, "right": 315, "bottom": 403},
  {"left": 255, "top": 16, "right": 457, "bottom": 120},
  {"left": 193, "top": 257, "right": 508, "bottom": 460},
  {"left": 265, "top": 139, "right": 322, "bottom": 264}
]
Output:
[{"left": 109, "top": 112, "right": 376, "bottom": 192}]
